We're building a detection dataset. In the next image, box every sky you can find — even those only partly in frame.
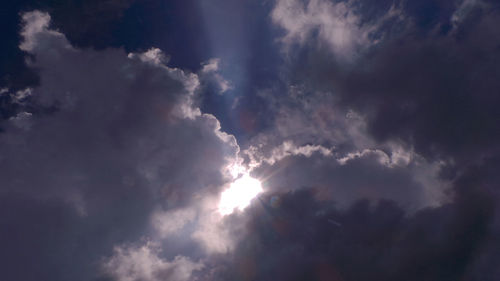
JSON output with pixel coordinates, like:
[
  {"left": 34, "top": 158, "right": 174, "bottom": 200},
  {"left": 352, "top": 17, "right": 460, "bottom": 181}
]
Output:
[{"left": 1, "top": 0, "right": 500, "bottom": 280}]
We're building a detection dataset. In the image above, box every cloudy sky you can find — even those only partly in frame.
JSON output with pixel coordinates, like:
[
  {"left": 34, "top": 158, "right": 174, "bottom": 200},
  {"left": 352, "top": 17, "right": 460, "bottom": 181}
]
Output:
[{"left": 1, "top": 0, "right": 500, "bottom": 280}]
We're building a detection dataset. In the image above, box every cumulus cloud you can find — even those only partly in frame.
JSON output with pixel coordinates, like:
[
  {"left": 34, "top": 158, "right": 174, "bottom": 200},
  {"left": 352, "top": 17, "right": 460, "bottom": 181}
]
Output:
[
  {"left": 252, "top": 148, "right": 445, "bottom": 210},
  {"left": 103, "top": 242, "right": 203, "bottom": 281},
  {"left": 129, "top": 47, "right": 169, "bottom": 65},
  {"left": 241, "top": 86, "right": 449, "bottom": 210},
  {"left": 268, "top": 0, "right": 500, "bottom": 173},
  {"left": 3, "top": 2, "right": 500, "bottom": 281},
  {"left": 233, "top": 1, "right": 500, "bottom": 279},
  {"left": 203, "top": 180, "right": 496, "bottom": 281},
  {"left": 0, "top": 10, "right": 241, "bottom": 281},
  {"left": 6, "top": 10, "right": 240, "bottom": 203}
]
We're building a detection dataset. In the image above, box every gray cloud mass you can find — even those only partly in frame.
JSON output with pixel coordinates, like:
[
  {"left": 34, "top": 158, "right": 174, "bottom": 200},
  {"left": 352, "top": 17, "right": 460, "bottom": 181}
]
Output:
[{"left": 1, "top": 1, "right": 500, "bottom": 281}]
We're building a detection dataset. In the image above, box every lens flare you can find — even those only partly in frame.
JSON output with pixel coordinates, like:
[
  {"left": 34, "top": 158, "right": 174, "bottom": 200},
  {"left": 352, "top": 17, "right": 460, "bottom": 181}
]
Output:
[{"left": 218, "top": 174, "right": 263, "bottom": 215}]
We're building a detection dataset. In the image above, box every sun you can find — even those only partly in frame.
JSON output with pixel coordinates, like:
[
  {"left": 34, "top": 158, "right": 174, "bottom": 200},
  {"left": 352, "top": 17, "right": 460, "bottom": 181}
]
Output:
[{"left": 218, "top": 174, "right": 263, "bottom": 215}]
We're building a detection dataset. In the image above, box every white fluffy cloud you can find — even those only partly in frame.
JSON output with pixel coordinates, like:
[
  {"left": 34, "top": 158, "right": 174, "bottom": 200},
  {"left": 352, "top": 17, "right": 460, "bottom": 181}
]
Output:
[{"left": 103, "top": 242, "right": 203, "bottom": 281}]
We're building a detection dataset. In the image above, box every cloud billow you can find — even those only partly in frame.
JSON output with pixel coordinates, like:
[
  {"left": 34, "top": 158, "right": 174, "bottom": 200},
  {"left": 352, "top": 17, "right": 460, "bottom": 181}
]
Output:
[
  {"left": 0, "top": 11, "right": 240, "bottom": 281},
  {"left": 225, "top": 0, "right": 500, "bottom": 280},
  {"left": 1, "top": 1, "right": 500, "bottom": 280}
]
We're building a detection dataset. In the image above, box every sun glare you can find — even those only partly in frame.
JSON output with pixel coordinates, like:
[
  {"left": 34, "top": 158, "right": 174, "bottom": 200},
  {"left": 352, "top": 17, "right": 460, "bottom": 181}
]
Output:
[{"left": 218, "top": 174, "right": 263, "bottom": 216}]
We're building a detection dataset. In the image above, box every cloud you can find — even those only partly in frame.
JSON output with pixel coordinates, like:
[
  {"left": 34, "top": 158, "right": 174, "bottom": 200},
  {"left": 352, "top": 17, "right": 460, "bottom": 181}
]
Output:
[
  {"left": 246, "top": 140, "right": 333, "bottom": 167},
  {"left": 227, "top": 1, "right": 500, "bottom": 279},
  {"left": 204, "top": 177, "right": 497, "bottom": 281},
  {"left": 129, "top": 48, "right": 169, "bottom": 65},
  {"left": 0, "top": 10, "right": 240, "bottom": 281},
  {"left": 200, "top": 58, "right": 233, "bottom": 94},
  {"left": 272, "top": 0, "right": 367, "bottom": 58},
  {"left": 241, "top": 87, "right": 448, "bottom": 210},
  {"left": 272, "top": 0, "right": 402, "bottom": 60},
  {"left": 251, "top": 146, "right": 446, "bottom": 210},
  {"left": 5, "top": 10, "right": 240, "bottom": 203},
  {"left": 103, "top": 242, "right": 203, "bottom": 281},
  {"left": 3, "top": 2, "right": 500, "bottom": 281},
  {"left": 151, "top": 196, "right": 239, "bottom": 254},
  {"left": 152, "top": 208, "right": 197, "bottom": 238},
  {"left": 246, "top": 87, "right": 372, "bottom": 158},
  {"left": 277, "top": 0, "right": 500, "bottom": 168}
]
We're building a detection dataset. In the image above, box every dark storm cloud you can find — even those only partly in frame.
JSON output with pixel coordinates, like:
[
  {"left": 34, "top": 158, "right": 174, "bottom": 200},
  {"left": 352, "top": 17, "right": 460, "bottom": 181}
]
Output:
[
  {"left": 204, "top": 0, "right": 500, "bottom": 280},
  {"left": 2, "top": 1, "right": 500, "bottom": 281},
  {"left": 240, "top": 77, "right": 449, "bottom": 211},
  {"left": 280, "top": 0, "right": 500, "bottom": 167},
  {"left": 206, "top": 153, "right": 500, "bottom": 281},
  {"left": 0, "top": 192, "right": 152, "bottom": 281}
]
